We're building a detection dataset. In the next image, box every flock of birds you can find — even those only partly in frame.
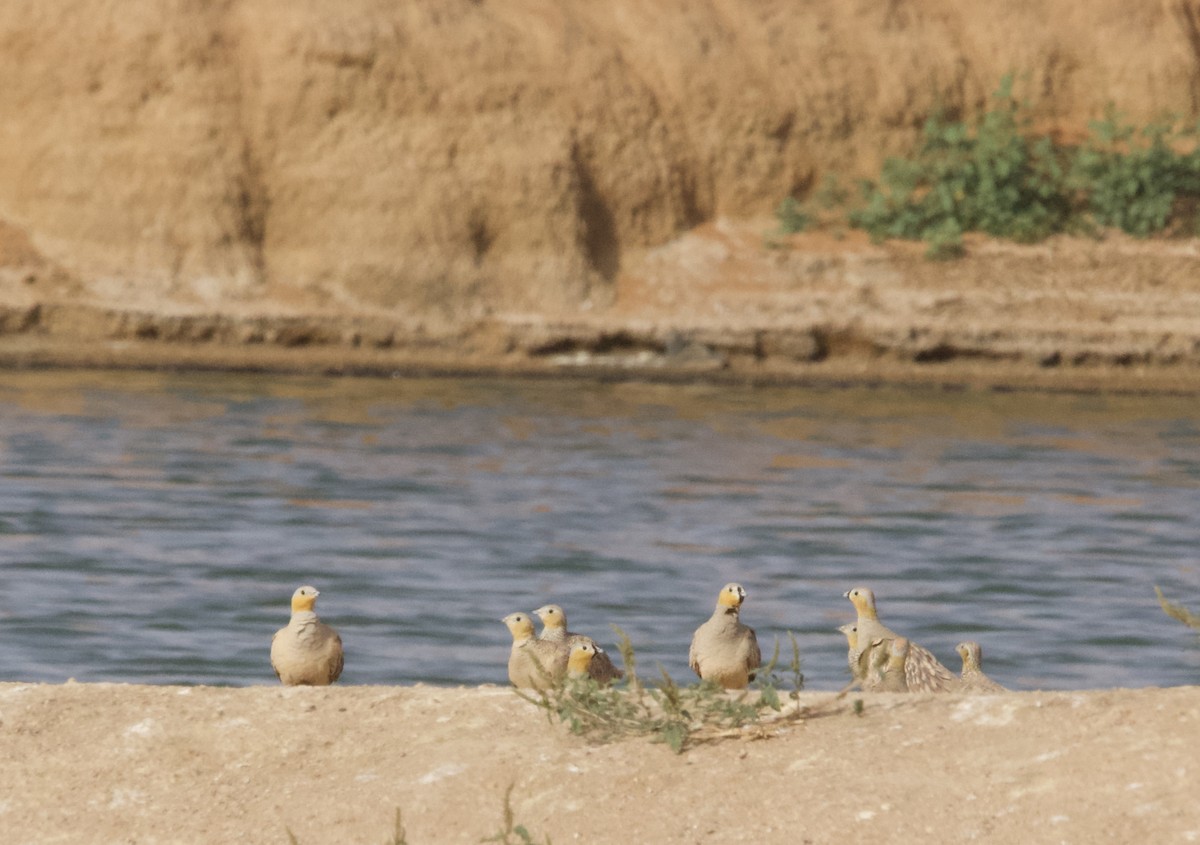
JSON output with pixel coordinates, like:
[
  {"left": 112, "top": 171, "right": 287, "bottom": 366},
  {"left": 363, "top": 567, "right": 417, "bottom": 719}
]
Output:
[{"left": 270, "top": 582, "right": 1008, "bottom": 694}]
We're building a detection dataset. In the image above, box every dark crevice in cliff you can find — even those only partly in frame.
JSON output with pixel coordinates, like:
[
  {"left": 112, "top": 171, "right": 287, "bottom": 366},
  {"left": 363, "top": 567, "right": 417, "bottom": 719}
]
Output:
[
  {"left": 570, "top": 143, "right": 620, "bottom": 283},
  {"left": 234, "top": 143, "right": 268, "bottom": 273}
]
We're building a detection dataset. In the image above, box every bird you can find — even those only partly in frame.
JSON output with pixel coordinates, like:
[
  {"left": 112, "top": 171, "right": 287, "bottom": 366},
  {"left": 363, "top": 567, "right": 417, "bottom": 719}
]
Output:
[
  {"left": 689, "top": 583, "right": 762, "bottom": 689},
  {"left": 956, "top": 641, "right": 1008, "bottom": 693},
  {"left": 270, "top": 585, "right": 344, "bottom": 686},
  {"left": 503, "top": 612, "right": 568, "bottom": 690},
  {"left": 837, "top": 623, "right": 864, "bottom": 682},
  {"left": 567, "top": 642, "right": 597, "bottom": 680},
  {"left": 533, "top": 604, "right": 623, "bottom": 684},
  {"left": 863, "top": 636, "right": 910, "bottom": 692},
  {"left": 843, "top": 586, "right": 960, "bottom": 692}
]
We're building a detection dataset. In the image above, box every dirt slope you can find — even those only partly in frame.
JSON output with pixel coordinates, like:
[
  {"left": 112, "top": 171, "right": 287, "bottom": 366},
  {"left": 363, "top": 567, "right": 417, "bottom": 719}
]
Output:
[{"left": 1, "top": 2, "right": 1200, "bottom": 390}]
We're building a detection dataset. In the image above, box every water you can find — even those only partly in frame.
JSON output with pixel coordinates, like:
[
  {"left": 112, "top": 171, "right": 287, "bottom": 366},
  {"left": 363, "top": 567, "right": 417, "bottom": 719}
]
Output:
[{"left": 0, "top": 370, "right": 1197, "bottom": 691}]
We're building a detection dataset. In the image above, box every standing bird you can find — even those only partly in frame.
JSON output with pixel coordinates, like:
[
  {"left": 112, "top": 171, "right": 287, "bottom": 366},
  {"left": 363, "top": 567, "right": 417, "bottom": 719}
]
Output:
[
  {"left": 689, "top": 583, "right": 762, "bottom": 689},
  {"left": 270, "top": 585, "right": 344, "bottom": 686},
  {"left": 533, "top": 604, "right": 624, "bottom": 684},
  {"left": 863, "top": 636, "right": 910, "bottom": 692},
  {"left": 837, "top": 623, "right": 864, "bottom": 683},
  {"left": 956, "top": 641, "right": 1008, "bottom": 693},
  {"left": 567, "top": 642, "right": 597, "bottom": 680},
  {"left": 843, "top": 586, "right": 960, "bottom": 693},
  {"left": 502, "top": 612, "right": 568, "bottom": 690}
]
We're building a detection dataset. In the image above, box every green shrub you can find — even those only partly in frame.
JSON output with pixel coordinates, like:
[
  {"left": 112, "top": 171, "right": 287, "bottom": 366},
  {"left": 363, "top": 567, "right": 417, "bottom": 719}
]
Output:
[
  {"left": 775, "top": 196, "right": 810, "bottom": 234},
  {"left": 1071, "top": 110, "right": 1200, "bottom": 236},
  {"left": 519, "top": 628, "right": 811, "bottom": 754},
  {"left": 800, "top": 76, "right": 1200, "bottom": 256},
  {"left": 849, "top": 76, "right": 1072, "bottom": 256}
]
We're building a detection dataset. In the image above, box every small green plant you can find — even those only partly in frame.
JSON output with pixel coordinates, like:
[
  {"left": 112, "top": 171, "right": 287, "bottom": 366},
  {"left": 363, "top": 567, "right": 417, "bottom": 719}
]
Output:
[
  {"left": 519, "top": 627, "right": 810, "bottom": 754},
  {"left": 786, "top": 74, "right": 1200, "bottom": 256},
  {"left": 813, "top": 172, "right": 850, "bottom": 211},
  {"left": 387, "top": 808, "right": 408, "bottom": 845},
  {"left": 1070, "top": 109, "right": 1200, "bottom": 236},
  {"left": 1156, "top": 586, "right": 1200, "bottom": 631},
  {"left": 287, "top": 808, "right": 408, "bottom": 845},
  {"left": 775, "top": 196, "right": 810, "bottom": 234},
  {"left": 849, "top": 75, "right": 1072, "bottom": 257},
  {"left": 482, "top": 784, "right": 552, "bottom": 845}
]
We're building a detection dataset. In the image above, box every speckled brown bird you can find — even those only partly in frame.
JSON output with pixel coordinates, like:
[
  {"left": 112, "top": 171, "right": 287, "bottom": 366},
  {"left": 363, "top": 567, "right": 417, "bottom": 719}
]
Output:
[
  {"left": 503, "top": 612, "right": 567, "bottom": 690},
  {"left": 956, "top": 641, "right": 1008, "bottom": 693},
  {"left": 838, "top": 623, "right": 864, "bottom": 683},
  {"left": 863, "top": 636, "right": 910, "bottom": 692},
  {"left": 688, "top": 583, "right": 762, "bottom": 690},
  {"left": 533, "top": 604, "right": 623, "bottom": 684},
  {"left": 844, "top": 586, "right": 960, "bottom": 693},
  {"left": 270, "top": 585, "right": 344, "bottom": 686}
]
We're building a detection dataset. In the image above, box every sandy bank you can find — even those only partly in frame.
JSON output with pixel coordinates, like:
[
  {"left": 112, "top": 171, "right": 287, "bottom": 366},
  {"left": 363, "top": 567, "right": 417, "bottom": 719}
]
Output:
[
  {"left": 5, "top": 224, "right": 1200, "bottom": 394},
  {"left": 0, "top": 682, "right": 1195, "bottom": 843},
  {"left": 2, "top": 4, "right": 1200, "bottom": 392}
]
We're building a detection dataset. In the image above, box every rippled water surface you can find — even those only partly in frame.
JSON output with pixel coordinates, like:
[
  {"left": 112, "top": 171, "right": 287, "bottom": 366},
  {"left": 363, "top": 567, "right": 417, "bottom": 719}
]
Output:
[{"left": 1, "top": 370, "right": 1198, "bottom": 690}]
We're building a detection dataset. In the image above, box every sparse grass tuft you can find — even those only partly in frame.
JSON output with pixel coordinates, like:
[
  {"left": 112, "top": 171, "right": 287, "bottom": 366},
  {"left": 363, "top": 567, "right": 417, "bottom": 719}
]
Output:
[
  {"left": 481, "top": 784, "right": 552, "bottom": 845},
  {"left": 518, "top": 627, "right": 819, "bottom": 754},
  {"left": 287, "top": 807, "right": 408, "bottom": 845},
  {"left": 387, "top": 808, "right": 408, "bottom": 845},
  {"left": 1155, "top": 586, "right": 1200, "bottom": 631}
]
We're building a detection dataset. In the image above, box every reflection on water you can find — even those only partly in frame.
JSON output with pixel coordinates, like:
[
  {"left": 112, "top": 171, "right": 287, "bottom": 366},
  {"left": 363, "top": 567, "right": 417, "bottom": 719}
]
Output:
[{"left": 0, "top": 370, "right": 1197, "bottom": 690}]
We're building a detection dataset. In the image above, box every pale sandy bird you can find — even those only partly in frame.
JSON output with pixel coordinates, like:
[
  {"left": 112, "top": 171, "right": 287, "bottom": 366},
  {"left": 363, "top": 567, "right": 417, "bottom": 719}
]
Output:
[
  {"left": 270, "top": 585, "right": 344, "bottom": 686},
  {"left": 956, "top": 641, "right": 1008, "bottom": 693},
  {"left": 689, "top": 583, "right": 762, "bottom": 690},
  {"left": 567, "top": 642, "right": 597, "bottom": 680},
  {"left": 533, "top": 604, "right": 623, "bottom": 684},
  {"left": 863, "top": 636, "right": 910, "bottom": 692},
  {"left": 503, "top": 612, "right": 568, "bottom": 690},
  {"left": 844, "top": 586, "right": 960, "bottom": 693},
  {"left": 837, "top": 623, "right": 864, "bottom": 682}
]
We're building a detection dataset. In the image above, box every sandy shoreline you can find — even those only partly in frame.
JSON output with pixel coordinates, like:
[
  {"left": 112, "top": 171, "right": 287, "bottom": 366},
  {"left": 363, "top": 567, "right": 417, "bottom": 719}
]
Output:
[
  {"left": 0, "top": 682, "right": 1195, "bottom": 844},
  {"left": 5, "top": 227, "right": 1200, "bottom": 395}
]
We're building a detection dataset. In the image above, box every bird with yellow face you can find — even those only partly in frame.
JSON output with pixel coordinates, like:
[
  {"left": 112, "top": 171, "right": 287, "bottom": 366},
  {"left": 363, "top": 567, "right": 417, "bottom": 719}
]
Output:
[
  {"left": 270, "top": 585, "right": 344, "bottom": 686},
  {"left": 503, "top": 611, "right": 568, "bottom": 690},
  {"left": 688, "top": 583, "right": 762, "bottom": 690},
  {"left": 844, "top": 586, "right": 959, "bottom": 693},
  {"left": 533, "top": 603, "right": 623, "bottom": 684},
  {"left": 956, "top": 641, "right": 1008, "bottom": 693}
]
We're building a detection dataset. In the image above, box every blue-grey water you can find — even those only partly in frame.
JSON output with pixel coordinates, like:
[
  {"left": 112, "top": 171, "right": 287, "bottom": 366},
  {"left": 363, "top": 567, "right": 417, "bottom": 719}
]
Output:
[{"left": 0, "top": 370, "right": 1197, "bottom": 691}]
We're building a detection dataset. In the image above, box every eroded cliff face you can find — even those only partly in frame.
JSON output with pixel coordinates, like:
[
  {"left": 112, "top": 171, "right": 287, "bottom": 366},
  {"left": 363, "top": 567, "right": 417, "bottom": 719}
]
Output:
[{"left": 0, "top": 2, "right": 1199, "bottom": 387}]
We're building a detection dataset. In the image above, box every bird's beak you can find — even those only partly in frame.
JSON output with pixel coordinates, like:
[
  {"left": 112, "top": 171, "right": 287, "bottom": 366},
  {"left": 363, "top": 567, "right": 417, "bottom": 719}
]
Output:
[
  {"left": 842, "top": 590, "right": 851, "bottom": 598},
  {"left": 312, "top": 590, "right": 320, "bottom": 598}
]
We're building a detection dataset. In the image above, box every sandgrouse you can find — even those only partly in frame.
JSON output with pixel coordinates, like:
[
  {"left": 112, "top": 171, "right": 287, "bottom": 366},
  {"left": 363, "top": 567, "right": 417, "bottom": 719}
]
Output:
[
  {"left": 688, "top": 583, "right": 762, "bottom": 690},
  {"left": 533, "top": 604, "right": 623, "bottom": 684},
  {"left": 844, "top": 586, "right": 959, "bottom": 693},
  {"left": 956, "top": 641, "right": 1008, "bottom": 693},
  {"left": 270, "top": 585, "right": 344, "bottom": 686},
  {"left": 503, "top": 612, "right": 567, "bottom": 690}
]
